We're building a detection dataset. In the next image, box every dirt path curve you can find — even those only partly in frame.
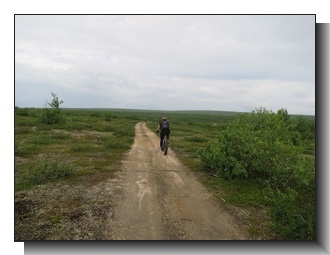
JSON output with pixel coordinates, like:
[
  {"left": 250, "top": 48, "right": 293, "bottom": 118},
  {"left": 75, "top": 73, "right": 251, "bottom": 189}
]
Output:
[{"left": 105, "top": 122, "right": 249, "bottom": 240}]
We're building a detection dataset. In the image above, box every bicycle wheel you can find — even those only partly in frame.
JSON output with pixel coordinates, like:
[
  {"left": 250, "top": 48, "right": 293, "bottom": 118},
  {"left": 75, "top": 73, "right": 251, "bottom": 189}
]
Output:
[
  {"left": 163, "top": 136, "right": 168, "bottom": 155},
  {"left": 161, "top": 139, "right": 165, "bottom": 151}
]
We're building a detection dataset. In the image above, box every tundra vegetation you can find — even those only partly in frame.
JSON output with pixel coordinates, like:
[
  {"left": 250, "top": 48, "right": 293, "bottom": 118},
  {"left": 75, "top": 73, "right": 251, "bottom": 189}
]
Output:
[{"left": 15, "top": 96, "right": 315, "bottom": 240}]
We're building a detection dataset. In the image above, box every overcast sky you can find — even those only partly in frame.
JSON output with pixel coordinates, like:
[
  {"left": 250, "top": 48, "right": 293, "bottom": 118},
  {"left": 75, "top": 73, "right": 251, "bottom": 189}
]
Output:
[{"left": 15, "top": 15, "right": 315, "bottom": 115}]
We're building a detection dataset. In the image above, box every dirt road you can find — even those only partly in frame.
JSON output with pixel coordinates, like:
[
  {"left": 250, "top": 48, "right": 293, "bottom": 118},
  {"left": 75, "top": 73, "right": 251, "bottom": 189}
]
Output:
[{"left": 105, "top": 123, "right": 249, "bottom": 240}]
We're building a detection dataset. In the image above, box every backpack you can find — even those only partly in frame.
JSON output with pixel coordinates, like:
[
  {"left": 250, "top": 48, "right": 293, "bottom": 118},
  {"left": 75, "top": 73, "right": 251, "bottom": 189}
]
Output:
[{"left": 161, "top": 121, "right": 169, "bottom": 130}]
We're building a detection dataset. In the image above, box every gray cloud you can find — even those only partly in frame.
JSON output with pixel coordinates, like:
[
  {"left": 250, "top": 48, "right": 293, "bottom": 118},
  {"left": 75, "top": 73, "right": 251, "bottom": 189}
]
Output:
[{"left": 15, "top": 15, "right": 315, "bottom": 115}]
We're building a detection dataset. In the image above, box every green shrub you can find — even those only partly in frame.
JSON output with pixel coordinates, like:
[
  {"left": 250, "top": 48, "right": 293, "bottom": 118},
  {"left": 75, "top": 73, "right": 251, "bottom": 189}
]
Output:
[
  {"left": 41, "top": 108, "right": 63, "bottom": 124},
  {"left": 103, "top": 136, "right": 132, "bottom": 150},
  {"left": 199, "top": 107, "right": 315, "bottom": 239},
  {"left": 20, "top": 160, "right": 74, "bottom": 188},
  {"left": 184, "top": 136, "right": 208, "bottom": 143},
  {"left": 199, "top": 107, "right": 306, "bottom": 187},
  {"left": 15, "top": 126, "right": 31, "bottom": 135},
  {"left": 15, "top": 106, "right": 29, "bottom": 116},
  {"left": 90, "top": 111, "right": 101, "bottom": 118},
  {"left": 15, "top": 146, "right": 30, "bottom": 157},
  {"left": 104, "top": 113, "right": 112, "bottom": 122},
  {"left": 40, "top": 93, "right": 64, "bottom": 124},
  {"left": 292, "top": 116, "right": 315, "bottom": 141},
  {"left": 270, "top": 189, "right": 315, "bottom": 240},
  {"left": 70, "top": 144, "right": 100, "bottom": 153},
  {"left": 15, "top": 144, "right": 40, "bottom": 157}
]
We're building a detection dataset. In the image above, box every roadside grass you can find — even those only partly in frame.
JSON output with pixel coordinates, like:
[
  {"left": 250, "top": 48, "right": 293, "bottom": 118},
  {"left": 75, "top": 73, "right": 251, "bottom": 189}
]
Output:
[
  {"left": 15, "top": 109, "right": 138, "bottom": 192},
  {"left": 15, "top": 108, "right": 141, "bottom": 240},
  {"left": 16, "top": 159, "right": 75, "bottom": 190}
]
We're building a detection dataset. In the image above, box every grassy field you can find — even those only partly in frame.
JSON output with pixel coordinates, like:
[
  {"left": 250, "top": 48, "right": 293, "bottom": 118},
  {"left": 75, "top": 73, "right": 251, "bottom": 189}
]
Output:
[
  {"left": 14, "top": 107, "right": 315, "bottom": 240},
  {"left": 15, "top": 108, "right": 137, "bottom": 191}
]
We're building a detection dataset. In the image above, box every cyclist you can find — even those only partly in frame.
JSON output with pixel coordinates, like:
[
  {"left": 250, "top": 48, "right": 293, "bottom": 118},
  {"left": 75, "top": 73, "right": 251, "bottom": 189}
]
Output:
[{"left": 156, "top": 116, "right": 170, "bottom": 150}]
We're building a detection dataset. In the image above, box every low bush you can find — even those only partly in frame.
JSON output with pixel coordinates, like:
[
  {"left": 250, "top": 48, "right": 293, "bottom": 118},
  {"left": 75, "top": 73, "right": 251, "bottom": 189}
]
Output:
[
  {"left": 15, "top": 106, "right": 29, "bottom": 116},
  {"left": 18, "top": 160, "right": 74, "bottom": 189},
  {"left": 269, "top": 188, "right": 315, "bottom": 240},
  {"left": 199, "top": 108, "right": 312, "bottom": 187},
  {"left": 40, "top": 93, "right": 64, "bottom": 124},
  {"left": 199, "top": 107, "right": 315, "bottom": 239}
]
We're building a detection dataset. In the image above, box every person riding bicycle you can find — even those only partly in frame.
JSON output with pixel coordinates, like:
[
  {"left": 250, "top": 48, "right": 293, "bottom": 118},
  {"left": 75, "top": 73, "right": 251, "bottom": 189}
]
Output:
[{"left": 156, "top": 116, "right": 170, "bottom": 150}]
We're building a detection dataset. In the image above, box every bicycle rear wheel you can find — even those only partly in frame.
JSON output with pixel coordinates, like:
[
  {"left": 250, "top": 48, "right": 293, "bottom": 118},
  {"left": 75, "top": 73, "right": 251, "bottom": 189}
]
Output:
[{"left": 163, "top": 136, "right": 168, "bottom": 155}]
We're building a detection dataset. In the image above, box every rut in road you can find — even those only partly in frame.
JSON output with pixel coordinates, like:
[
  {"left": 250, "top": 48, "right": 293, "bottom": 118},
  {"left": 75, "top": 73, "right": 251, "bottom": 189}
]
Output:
[{"left": 104, "top": 122, "right": 249, "bottom": 240}]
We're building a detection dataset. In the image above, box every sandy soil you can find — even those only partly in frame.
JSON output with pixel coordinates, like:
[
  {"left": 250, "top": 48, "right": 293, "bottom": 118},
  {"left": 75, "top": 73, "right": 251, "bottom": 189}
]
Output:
[{"left": 103, "top": 123, "right": 250, "bottom": 240}]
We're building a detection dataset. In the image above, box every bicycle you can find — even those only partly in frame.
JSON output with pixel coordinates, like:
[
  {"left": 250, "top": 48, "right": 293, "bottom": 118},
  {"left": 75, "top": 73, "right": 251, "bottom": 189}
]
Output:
[{"left": 161, "top": 135, "right": 169, "bottom": 155}]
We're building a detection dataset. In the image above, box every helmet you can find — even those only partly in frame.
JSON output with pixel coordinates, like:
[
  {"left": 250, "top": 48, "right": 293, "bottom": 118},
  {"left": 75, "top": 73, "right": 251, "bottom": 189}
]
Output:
[{"left": 162, "top": 116, "right": 167, "bottom": 121}]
